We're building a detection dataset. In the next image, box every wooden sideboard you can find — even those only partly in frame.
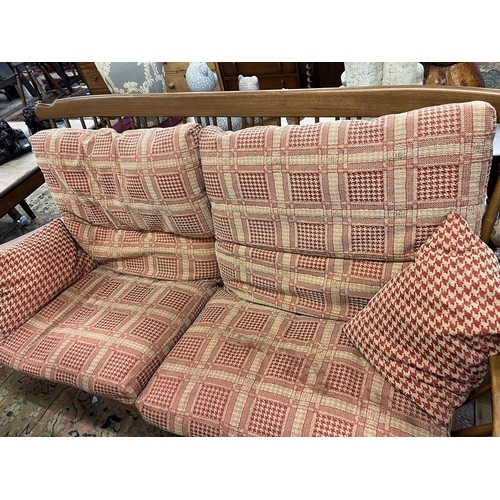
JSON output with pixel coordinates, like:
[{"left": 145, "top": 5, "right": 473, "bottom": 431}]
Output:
[
  {"left": 76, "top": 62, "right": 110, "bottom": 94},
  {"left": 76, "top": 62, "right": 345, "bottom": 95},
  {"left": 77, "top": 62, "right": 223, "bottom": 94},
  {"left": 308, "top": 62, "right": 345, "bottom": 88}
]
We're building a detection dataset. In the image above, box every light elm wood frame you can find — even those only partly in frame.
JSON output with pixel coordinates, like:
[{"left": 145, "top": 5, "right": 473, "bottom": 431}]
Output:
[{"left": 36, "top": 85, "right": 500, "bottom": 437}]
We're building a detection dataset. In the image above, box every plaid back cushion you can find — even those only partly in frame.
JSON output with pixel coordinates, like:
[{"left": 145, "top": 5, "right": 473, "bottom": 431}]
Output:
[
  {"left": 199, "top": 101, "right": 496, "bottom": 319},
  {"left": 31, "top": 124, "right": 219, "bottom": 281}
]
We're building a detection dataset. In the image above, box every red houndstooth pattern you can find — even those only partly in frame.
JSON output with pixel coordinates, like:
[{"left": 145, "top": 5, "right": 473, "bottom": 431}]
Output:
[
  {"left": 198, "top": 101, "right": 496, "bottom": 320},
  {"left": 30, "top": 124, "right": 219, "bottom": 281},
  {"left": 343, "top": 212, "right": 500, "bottom": 426},
  {"left": 0, "top": 220, "right": 97, "bottom": 342},
  {"left": 136, "top": 288, "right": 446, "bottom": 436}
]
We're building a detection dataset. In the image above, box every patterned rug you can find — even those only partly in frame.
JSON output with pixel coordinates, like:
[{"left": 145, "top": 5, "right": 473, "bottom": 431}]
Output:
[{"left": 0, "top": 363, "right": 174, "bottom": 437}]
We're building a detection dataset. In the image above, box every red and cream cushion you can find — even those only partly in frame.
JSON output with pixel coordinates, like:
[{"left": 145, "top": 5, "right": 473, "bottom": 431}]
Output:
[
  {"left": 0, "top": 266, "right": 218, "bottom": 404},
  {"left": 343, "top": 212, "right": 500, "bottom": 426},
  {"left": 0, "top": 219, "right": 97, "bottom": 341},
  {"left": 198, "top": 101, "right": 496, "bottom": 320},
  {"left": 30, "top": 124, "right": 218, "bottom": 281},
  {"left": 136, "top": 288, "right": 446, "bottom": 436}
]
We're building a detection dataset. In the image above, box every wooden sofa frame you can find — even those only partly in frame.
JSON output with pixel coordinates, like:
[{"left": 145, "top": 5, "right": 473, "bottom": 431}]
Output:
[{"left": 35, "top": 85, "right": 500, "bottom": 437}]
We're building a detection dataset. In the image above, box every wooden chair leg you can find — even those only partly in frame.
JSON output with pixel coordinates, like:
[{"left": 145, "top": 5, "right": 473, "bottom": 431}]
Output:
[
  {"left": 7, "top": 208, "right": 22, "bottom": 221},
  {"left": 19, "top": 200, "right": 36, "bottom": 220}
]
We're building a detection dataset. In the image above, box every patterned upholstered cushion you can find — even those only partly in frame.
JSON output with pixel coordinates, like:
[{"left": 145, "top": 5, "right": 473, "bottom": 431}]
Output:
[
  {"left": 198, "top": 101, "right": 496, "bottom": 320},
  {"left": 1, "top": 124, "right": 223, "bottom": 403},
  {"left": 0, "top": 267, "right": 219, "bottom": 404},
  {"left": 0, "top": 219, "right": 97, "bottom": 342},
  {"left": 343, "top": 212, "right": 500, "bottom": 426},
  {"left": 136, "top": 288, "right": 446, "bottom": 436},
  {"left": 30, "top": 124, "right": 219, "bottom": 281}
]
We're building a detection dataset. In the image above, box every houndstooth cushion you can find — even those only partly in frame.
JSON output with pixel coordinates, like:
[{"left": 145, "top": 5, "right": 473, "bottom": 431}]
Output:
[
  {"left": 343, "top": 212, "right": 500, "bottom": 426},
  {"left": 0, "top": 219, "right": 97, "bottom": 342},
  {"left": 198, "top": 101, "right": 496, "bottom": 320},
  {"left": 30, "top": 124, "right": 218, "bottom": 281}
]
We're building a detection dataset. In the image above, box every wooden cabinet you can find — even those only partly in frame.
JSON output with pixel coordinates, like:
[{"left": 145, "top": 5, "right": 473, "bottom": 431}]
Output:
[
  {"left": 309, "top": 62, "right": 345, "bottom": 88},
  {"left": 218, "top": 62, "right": 301, "bottom": 90},
  {"left": 76, "top": 62, "right": 110, "bottom": 95},
  {"left": 163, "top": 62, "right": 222, "bottom": 92}
]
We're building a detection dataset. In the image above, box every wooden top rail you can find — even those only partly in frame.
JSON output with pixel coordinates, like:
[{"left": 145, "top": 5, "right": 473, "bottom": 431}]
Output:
[{"left": 36, "top": 86, "right": 500, "bottom": 122}]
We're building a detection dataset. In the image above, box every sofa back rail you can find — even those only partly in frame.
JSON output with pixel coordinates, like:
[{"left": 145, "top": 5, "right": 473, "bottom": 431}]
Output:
[{"left": 36, "top": 85, "right": 500, "bottom": 121}]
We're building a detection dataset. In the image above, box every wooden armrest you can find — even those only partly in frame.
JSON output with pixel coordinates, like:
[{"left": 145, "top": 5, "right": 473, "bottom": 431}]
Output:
[
  {"left": 451, "top": 355, "right": 500, "bottom": 437},
  {"left": 490, "top": 353, "right": 500, "bottom": 437}
]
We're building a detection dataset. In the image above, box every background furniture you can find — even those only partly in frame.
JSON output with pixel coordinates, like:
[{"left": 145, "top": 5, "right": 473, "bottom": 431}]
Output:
[
  {"left": 77, "top": 62, "right": 111, "bottom": 95},
  {"left": 304, "top": 62, "right": 345, "bottom": 87},
  {"left": 78, "top": 62, "right": 223, "bottom": 95},
  {"left": 8, "top": 63, "right": 44, "bottom": 106},
  {"left": 7, "top": 63, "right": 79, "bottom": 105},
  {"left": 77, "top": 62, "right": 346, "bottom": 94},
  {"left": 35, "top": 63, "right": 82, "bottom": 95},
  {"left": 0, "top": 165, "right": 44, "bottom": 221},
  {"left": 217, "top": 62, "right": 301, "bottom": 90}
]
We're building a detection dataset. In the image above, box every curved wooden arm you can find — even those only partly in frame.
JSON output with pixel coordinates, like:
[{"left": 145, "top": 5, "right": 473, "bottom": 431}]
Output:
[
  {"left": 490, "top": 354, "right": 500, "bottom": 437},
  {"left": 482, "top": 174, "right": 500, "bottom": 243},
  {"left": 452, "top": 355, "right": 500, "bottom": 437}
]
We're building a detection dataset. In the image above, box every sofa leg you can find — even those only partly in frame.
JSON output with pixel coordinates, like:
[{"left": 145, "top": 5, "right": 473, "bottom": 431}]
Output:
[{"left": 109, "top": 399, "right": 139, "bottom": 414}]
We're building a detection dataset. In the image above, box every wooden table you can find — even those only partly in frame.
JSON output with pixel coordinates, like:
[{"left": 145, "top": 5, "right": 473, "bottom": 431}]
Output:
[{"left": 0, "top": 155, "right": 44, "bottom": 221}]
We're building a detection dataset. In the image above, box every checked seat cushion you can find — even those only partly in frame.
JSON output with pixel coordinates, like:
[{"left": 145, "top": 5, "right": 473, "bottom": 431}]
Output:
[
  {"left": 136, "top": 288, "right": 447, "bottom": 436},
  {"left": 0, "top": 266, "right": 218, "bottom": 404}
]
